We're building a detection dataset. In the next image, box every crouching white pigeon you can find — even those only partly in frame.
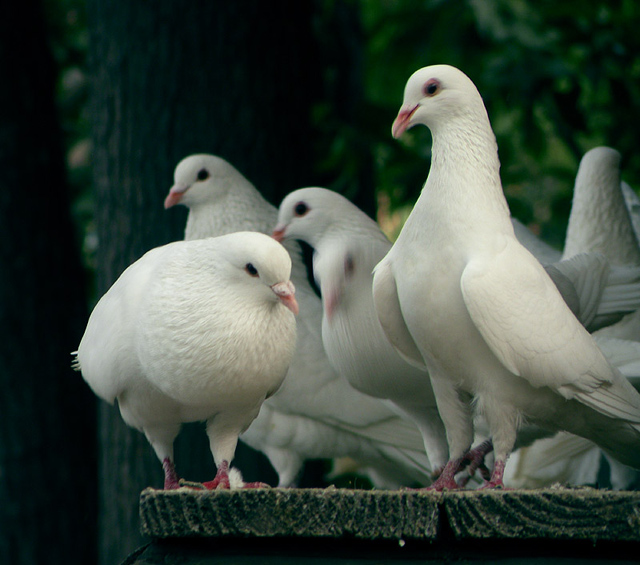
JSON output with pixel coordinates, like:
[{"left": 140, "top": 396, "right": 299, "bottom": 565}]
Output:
[
  {"left": 164, "top": 154, "right": 435, "bottom": 488},
  {"left": 374, "top": 64, "right": 640, "bottom": 490},
  {"left": 73, "top": 232, "right": 298, "bottom": 490}
]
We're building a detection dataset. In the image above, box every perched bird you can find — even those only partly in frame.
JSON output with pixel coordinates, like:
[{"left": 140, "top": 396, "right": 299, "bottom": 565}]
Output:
[
  {"left": 374, "top": 64, "right": 640, "bottom": 490},
  {"left": 164, "top": 154, "right": 434, "bottom": 488},
  {"left": 563, "top": 146, "right": 640, "bottom": 266},
  {"left": 74, "top": 232, "right": 298, "bottom": 489},
  {"left": 274, "top": 187, "right": 449, "bottom": 472},
  {"left": 275, "top": 186, "right": 640, "bottom": 486},
  {"left": 507, "top": 147, "right": 640, "bottom": 489}
]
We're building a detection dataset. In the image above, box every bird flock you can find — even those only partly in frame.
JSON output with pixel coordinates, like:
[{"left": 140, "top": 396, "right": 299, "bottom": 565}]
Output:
[{"left": 74, "top": 64, "right": 640, "bottom": 492}]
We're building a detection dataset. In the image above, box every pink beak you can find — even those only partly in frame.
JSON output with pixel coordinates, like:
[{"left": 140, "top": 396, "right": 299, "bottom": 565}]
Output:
[
  {"left": 272, "top": 225, "right": 286, "bottom": 243},
  {"left": 391, "top": 104, "right": 419, "bottom": 139},
  {"left": 271, "top": 281, "right": 298, "bottom": 315},
  {"left": 164, "top": 184, "right": 189, "bottom": 209}
]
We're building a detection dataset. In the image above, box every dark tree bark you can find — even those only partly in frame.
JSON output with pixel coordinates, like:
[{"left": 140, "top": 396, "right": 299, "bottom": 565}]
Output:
[
  {"left": 88, "top": 1, "right": 322, "bottom": 563},
  {"left": 0, "top": 0, "right": 97, "bottom": 563}
]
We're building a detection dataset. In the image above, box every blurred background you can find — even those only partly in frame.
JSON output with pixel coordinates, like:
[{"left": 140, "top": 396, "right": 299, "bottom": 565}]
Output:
[{"left": 1, "top": 0, "right": 639, "bottom": 563}]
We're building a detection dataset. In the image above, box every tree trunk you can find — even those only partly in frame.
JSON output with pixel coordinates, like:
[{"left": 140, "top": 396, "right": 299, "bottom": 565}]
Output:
[
  {"left": 0, "top": 0, "right": 97, "bottom": 563},
  {"left": 88, "top": 1, "right": 320, "bottom": 562}
]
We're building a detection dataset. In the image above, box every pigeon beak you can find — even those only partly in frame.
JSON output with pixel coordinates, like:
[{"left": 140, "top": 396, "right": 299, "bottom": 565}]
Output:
[
  {"left": 272, "top": 225, "right": 286, "bottom": 243},
  {"left": 271, "top": 281, "right": 298, "bottom": 315},
  {"left": 164, "top": 184, "right": 189, "bottom": 209},
  {"left": 391, "top": 104, "right": 419, "bottom": 139}
]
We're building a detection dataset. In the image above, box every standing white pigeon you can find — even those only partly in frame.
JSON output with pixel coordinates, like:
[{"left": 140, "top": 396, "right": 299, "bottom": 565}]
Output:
[
  {"left": 374, "top": 64, "right": 640, "bottom": 490},
  {"left": 74, "top": 232, "right": 298, "bottom": 490},
  {"left": 274, "top": 187, "right": 449, "bottom": 473},
  {"left": 164, "top": 154, "right": 435, "bottom": 488}
]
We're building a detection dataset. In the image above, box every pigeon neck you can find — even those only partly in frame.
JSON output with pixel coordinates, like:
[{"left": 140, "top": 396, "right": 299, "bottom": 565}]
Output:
[
  {"left": 563, "top": 162, "right": 640, "bottom": 264},
  {"left": 184, "top": 184, "right": 276, "bottom": 241},
  {"left": 415, "top": 114, "right": 511, "bottom": 229}
]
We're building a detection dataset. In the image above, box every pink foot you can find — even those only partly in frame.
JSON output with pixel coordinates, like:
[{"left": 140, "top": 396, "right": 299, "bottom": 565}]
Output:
[
  {"left": 202, "top": 460, "right": 231, "bottom": 490},
  {"left": 243, "top": 481, "right": 270, "bottom": 488},
  {"left": 426, "top": 458, "right": 464, "bottom": 491},
  {"left": 479, "top": 459, "right": 511, "bottom": 490},
  {"left": 162, "top": 457, "right": 181, "bottom": 490},
  {"left": 458, "top": 439, "right": 493, "bottom": 486}
]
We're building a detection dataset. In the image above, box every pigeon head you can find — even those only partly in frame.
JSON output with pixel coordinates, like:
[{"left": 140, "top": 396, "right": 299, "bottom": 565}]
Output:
[
  {"left": 216, "top": 231, "right": 299, "bottom": 315},
  {"left": 392, "top": 64, "right": 486, "bottom": 138},
  {"left": 273, "top": 187, "right": 342, "bottom": 247},
  {"left": 314, "top": 239, "right": 358, "bottom": 321},
  {"left": 165, "top": 154, "right": 244, "bottom": 209},
  {"left": 574, "top": 146, "right": 622, "bottom": 197}
]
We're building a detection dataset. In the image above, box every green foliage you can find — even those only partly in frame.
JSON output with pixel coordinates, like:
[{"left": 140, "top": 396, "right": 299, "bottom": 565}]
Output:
[
  {"left": 48, "top": 0, "right": 640, "bottom": 251},
  {"left": 350, "top": 0, "right": 640, "bottom": 246}
]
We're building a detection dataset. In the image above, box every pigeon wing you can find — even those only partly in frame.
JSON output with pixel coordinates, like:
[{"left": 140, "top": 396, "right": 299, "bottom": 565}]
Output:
[
  {"left": 460, "top": 240, "right": 640, "bottom": 425},
  {"left": 372, "top": 258, "right": 426, "bottom": 370}
]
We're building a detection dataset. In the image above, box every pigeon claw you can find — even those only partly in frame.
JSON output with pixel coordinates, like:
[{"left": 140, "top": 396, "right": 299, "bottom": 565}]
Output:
[{"left": 459, "top": 439, "right": 493, "bottom": 480}]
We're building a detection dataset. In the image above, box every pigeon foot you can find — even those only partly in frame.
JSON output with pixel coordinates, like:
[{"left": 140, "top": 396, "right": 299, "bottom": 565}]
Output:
[
  {"left": 479, "top": 459, "right": 511, "bottom": 490},
  {"left": 458, "top": 439, "right": 493, "bottom": 486},
  {"left": 162, "top": 457, "right": 181, "bottom": 490},
  {"left": 203, "top": 460, "right": 231, "bottom": 490},
  {"left": 426, "top": 457, "right": 464, "bottom": 491}
]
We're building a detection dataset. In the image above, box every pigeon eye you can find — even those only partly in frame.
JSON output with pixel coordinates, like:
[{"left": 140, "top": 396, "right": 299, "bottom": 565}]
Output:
[
  {"left": 345, "top": 254, "right": 355, "bottom": 277},
  {"left": 294, "top": 202, "right": 309, "bottom": 217},
  {"left": 245, "top": 263, "right": 259, "bottom": 277},
  {"left": 196, "top": 168, "right": 210, "bottom": 181},
  {"left": 423, "top": 79, "right": 440, "bottom": 97}
]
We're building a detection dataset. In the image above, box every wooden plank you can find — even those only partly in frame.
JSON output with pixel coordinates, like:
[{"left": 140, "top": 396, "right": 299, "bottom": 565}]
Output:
[
  {"left": 139, "top": 486, "right": 640, "bottom": 543},
  {"left": 140, "top": 487, "right": 439, "bottom": 540},
  {"left": 443, "top": 488, "right": 640, "bottom": 541}
]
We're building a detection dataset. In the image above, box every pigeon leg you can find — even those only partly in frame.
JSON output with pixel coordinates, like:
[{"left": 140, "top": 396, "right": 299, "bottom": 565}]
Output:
[
  {"left": 426, "top": 457, "right": 464, "bottom": 491},
  {"left": 162, "top": 458, "right": 181, "bottom": 490},
  {"left": 203, "top": 460, "right": 232, "bottom": 490},
  {"left": 479, "top": 459, "right": 510, "bottom": 489}
]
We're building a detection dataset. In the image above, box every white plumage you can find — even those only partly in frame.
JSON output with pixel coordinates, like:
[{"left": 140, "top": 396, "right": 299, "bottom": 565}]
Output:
[
  {"left": 507, "top": 146, "right": 640, "bottom": 489},
  {"left": 374, "top": 64, "right": 640, "bottom": 490},
  {"left": 164, "top": 154, "right": 435, "bottom": 487},
  {"left": 563, "top": 146, "right": 640, "bottom": 266},
  {"left": 74, "top": 232, "right": 298, "bottom": 489},
  {"left": 274, "top": 187, "right": 449, "bottom": 473}
]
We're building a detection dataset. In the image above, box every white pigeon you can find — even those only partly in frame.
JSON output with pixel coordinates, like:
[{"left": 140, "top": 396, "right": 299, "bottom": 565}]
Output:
[
  {"left": 164, "top": 154, "right": 435, "bottom": 488},
  {"left": 506, "top": 147, "right": 640, "bottom": 489},
  {"left": 563, "top": 146, "right": 640, "bottom": 266},
  {"left": 274, "top": 187, "right": 450, "bottom": 473},
  {"left": 74, "top": 232, "right": 298, "bottom": 490},
  {"left": 510, "top": 148, "right": 640, "bottom": 331},
  {"left": 274, "top": 186, "right": 640, "bottom": 486},
  {"left": 374, "top": 64, "right": 640, "bottom": 490}
]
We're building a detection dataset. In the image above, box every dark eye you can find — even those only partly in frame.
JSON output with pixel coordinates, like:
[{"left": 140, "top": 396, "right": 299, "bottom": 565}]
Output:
[
  {"left": 294, "top": 202, "right": 309, "bottom": 217},
  {"left": 423, "top": 79, "right": 440, "bottom": 97},
  {"left": 344, "top": 254, "right": 355, "bottom": 277},
  {"left": 245, "top": 263, "right": 258, "bottom": 277},
  {"left": 197, "top": 168, "right": 210, "bottom": 181}
]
